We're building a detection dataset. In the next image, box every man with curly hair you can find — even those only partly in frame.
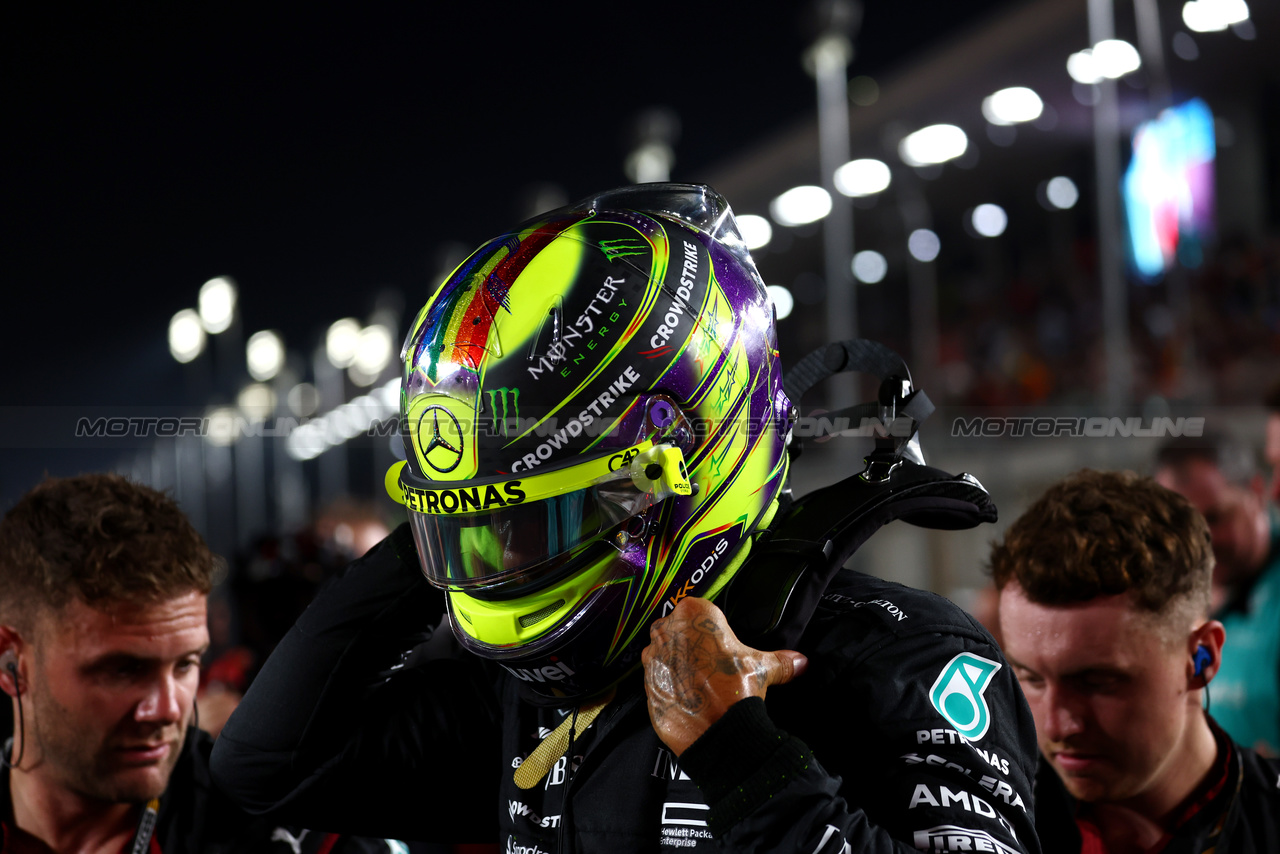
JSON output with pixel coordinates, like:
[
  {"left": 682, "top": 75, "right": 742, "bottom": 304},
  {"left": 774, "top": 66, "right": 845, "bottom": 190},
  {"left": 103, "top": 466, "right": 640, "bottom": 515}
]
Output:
[{"left": 990, "top": 469, "right": 1279, "bottom": 853}]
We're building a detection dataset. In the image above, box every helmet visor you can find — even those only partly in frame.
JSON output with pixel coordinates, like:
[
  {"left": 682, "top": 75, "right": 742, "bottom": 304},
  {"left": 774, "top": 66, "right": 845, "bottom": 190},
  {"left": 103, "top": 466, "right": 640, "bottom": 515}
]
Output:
[
  {"left": 390, "top": 440, "right": 691, "bottom": 592},
  {"left": 409, "top": 480, "right": 636, "bottom": 591}
]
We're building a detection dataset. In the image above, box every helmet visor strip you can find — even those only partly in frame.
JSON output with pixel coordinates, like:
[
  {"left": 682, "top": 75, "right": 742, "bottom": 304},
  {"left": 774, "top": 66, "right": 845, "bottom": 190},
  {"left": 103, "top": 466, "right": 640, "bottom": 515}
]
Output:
[{"left": 388, "top": 441, "right": 692, "bottom": 591}]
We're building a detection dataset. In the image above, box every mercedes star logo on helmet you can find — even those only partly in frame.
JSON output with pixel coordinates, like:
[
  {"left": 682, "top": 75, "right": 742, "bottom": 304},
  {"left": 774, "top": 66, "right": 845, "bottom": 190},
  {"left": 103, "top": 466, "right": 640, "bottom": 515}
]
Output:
[{"left": 418, "top": 405, "right": 465, "bottom": 473}]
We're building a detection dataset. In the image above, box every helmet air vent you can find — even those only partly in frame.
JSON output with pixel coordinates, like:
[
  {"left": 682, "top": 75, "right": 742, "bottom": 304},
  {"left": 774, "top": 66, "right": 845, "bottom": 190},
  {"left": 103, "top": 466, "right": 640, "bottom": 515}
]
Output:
[{"left": 519, "top": 599, "right": 566, "bottom": 629}]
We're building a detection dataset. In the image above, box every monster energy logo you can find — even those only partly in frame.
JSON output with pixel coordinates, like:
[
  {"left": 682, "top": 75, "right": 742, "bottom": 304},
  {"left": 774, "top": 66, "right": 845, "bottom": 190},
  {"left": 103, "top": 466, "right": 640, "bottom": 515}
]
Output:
[
  {"left": 486, "top": 388, "right": 521, "bottom": 436},
  {"left": 598, "top": 238, "right": 647, "bottom": 262}
]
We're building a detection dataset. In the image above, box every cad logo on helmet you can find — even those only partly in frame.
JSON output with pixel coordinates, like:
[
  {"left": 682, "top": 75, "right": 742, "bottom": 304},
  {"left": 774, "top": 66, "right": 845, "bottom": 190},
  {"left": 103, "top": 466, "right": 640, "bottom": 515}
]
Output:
[
  {"left": 418, "top": 405, "right": 466, "bottom": 473},
  {"left": 929, "top": 653, "right": 1002, "bottom": 741}
]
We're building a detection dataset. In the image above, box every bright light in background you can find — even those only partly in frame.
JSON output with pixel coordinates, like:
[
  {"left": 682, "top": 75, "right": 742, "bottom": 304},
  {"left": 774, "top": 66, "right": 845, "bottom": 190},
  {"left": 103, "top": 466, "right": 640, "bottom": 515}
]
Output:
[
  {"left": 852, "top": 250, "right": 888, "bottom": 284},
  {"left": 908, "top": 229, "right": 941, "bottom": 262},
  {"left": 326, "top": 318, "right": 361, "bottom": 369},
  {"left": 286, "top": 421, "right": 329, "bottom": 460},
  {"left": 1046, "top": 176, "right": 1080, "bottom": 209},
  {"left": 971, "top": 204, "right": 1009, "bottom": 237},
  {"left": 766, "top": 285, "right": 794, "bottom": 320},
  {"left": 770, "top": 186, "right": 832, "bottom": 226},
  {"left": 355, "top": 323, "right": 394, "bottom": 372},
  {"left": 834, "top": 158, "right": 892, "bottom": 197},
  {"left": 168, "top": 309, "right": 206, "bottom": 363},
  {"left": 1182, "top": 0, "right": 1249, "bottom": 32},
  {"left": 981, "top": 87, "right": 1043, "bottom": 125},
  {"left": 205, "top": 407, "right": 239, "bottom": 447},
  {"left": 237, "top": 383, "right": 277, "bottom": 421},
  {"left": 1066, "top": 51, "right": 1103, "bottom": 84},
  {"left": 198, "top": 277, "right": 237, "bottom": 334},
  {"left": 898, "top": 125, "right": 968, "bottom": 167},
  {"left": 1094, "top": 39, "right": 1142, "bottom": 77},
  {"left": 737, "top": 214, "right": 773, "bottom": 250},
  {"left": 1068, "top": 40, "right": 1141, "bottom": 83},
  {"left": 246, "top": 330, "right": 285, "bottom": 381},
  {"left": 375, "top": 378, "right": 399, "bottom": 412},
  {"left": 285, "top": 377, "right": 400, "bottom": 461},
  {"left": 287, "top": 382, "right": 320, "bottom": 417}
]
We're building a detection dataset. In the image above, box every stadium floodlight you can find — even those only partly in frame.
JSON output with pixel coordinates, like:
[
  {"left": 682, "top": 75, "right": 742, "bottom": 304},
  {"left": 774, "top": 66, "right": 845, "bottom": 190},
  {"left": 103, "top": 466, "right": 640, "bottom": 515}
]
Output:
[
  {"left": 237, "top": 383, "right": 277, "bottom": 421},
  {"left": 736, "top": 214, "right": 773, "bottom": 250},
  {"left": 1046, "top": 177, "right": 1080, "bottom": 209},
  {"left": 769, "top": 185, "right": 832, "bottom": 226},
  {"left": 287, "top": 382, "right": 320, "bottom": 417},
  {"left": 766, "top": 285, "right": 795, "bottom": 320},
  {"left": 198, "top": 276, "right": 237, "bottom": 334},
  {"left": 908, "top": 229, "right": 941, "bottom": 262},
  {"left": 834, "top": 158, "right": 892, "bottom": 197},
  {"left": 971, "top": 204, "right": 1009, "bottom": 237},
  {"left": 326, "top": 318, "right": 362, "bottom": 369},
  {"left": 1182, "top": 0, "right": 1249, "bottom": 32},
  {"left": 852, "top": 250, "right": 888, "bottom": 284},
  {"left": 169, "top": 309, "right": 206, "bottom": 363},
  {"left": 205, "top": 406, "right": 239, "bottom": 447},
  {"left": 1068, "top": 39, "right": 1141, "bottom": 84},
  {"left": 982, "top": 87, "right": 1044, "bottom": 126},
  {"left": 898, "top": 125, "right": 968, "bottom": 168},
  {"left": 246, "top": 330, "right": 285, "bottom": 382},
  {"left": 354, "top": 323, "right": 394, "bottom": 376}
]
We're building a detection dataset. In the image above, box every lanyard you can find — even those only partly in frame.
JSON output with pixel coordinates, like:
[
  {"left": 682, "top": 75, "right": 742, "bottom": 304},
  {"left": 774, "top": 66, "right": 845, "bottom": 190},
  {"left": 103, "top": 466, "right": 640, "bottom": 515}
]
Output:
[{"left": 126, "top": 798, "right": 160, "bottom": 854}]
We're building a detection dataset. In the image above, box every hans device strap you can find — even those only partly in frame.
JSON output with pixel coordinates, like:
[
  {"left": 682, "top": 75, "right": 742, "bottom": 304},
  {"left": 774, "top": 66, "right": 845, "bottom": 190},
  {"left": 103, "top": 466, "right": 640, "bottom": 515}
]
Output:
[{"left": 723, "top": 339, "right": 997, "bottom": 650}]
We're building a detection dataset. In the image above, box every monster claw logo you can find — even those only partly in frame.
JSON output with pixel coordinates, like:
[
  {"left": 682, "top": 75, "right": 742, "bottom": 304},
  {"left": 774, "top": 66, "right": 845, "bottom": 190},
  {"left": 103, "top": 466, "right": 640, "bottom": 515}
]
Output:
[
  {"left": 418, "top": 405, "right": 465, "bottom": 473},
  {"left": 486, "top": 387, "right": 521, "bottom": 437},
  {"left": 598, "top": 238, "right": 647, "bottom": 262}
]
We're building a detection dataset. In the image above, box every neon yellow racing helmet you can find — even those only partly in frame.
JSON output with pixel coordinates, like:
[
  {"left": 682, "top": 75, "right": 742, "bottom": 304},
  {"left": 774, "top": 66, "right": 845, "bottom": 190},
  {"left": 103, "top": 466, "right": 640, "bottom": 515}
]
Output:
[{"left": 386, "top": 184, "right": 792, "bottom": 702}]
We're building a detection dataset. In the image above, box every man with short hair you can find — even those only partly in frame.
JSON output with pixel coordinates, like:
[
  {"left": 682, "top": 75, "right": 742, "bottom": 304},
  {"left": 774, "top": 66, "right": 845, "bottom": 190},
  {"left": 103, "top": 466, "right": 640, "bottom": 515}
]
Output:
[
  {"left": 991, "top": 469, "right": 1279, "bottom": 852},
  {"left": 1155, "top": 435, "right": 1280, "bottom": 755},
  {"left": 0, "top": 473, "right": 395, "bottom": 853}
]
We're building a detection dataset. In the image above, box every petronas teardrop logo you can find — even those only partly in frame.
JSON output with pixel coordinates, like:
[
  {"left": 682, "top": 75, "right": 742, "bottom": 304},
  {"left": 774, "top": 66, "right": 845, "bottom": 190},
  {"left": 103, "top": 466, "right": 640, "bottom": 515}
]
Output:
[{"left": 928, "top": 653, "right": 1002, "bottom": 741}]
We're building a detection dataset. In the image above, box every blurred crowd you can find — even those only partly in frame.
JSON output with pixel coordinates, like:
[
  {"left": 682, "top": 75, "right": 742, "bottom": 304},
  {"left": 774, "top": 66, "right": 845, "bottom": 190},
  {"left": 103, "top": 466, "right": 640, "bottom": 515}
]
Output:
[
  {"left": 197, "top": 499, "right": 393, "bottom": 737},
  {"left": 935, "top": 229, "right": 1280, "bottom": 407}
]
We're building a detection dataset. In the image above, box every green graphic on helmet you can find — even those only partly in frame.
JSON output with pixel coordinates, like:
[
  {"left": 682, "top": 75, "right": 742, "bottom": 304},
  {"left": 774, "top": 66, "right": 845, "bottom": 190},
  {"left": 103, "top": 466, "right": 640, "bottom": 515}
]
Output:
[{"left": 388, "top": 184, "right": 792, "bottom": 702}]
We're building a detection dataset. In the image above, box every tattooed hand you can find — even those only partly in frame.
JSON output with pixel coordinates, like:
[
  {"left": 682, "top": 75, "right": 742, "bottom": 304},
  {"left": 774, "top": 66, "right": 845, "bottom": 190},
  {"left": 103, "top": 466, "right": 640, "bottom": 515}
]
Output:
[{"left": 641, "top": 597, "right": 807, "bottom": 756}]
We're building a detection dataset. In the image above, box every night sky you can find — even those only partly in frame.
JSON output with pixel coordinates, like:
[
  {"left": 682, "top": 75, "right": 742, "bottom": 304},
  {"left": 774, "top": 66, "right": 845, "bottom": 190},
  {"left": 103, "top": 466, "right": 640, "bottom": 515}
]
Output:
[{"left": 4, "top": 2, "right": 1018, "bottom": 501}]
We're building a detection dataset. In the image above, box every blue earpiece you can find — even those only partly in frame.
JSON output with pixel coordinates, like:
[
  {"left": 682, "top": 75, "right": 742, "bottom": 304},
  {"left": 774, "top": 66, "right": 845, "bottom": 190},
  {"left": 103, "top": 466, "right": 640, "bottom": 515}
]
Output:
[{"left": 1193, "top": 644, "right": 1212, "bottom": 678}]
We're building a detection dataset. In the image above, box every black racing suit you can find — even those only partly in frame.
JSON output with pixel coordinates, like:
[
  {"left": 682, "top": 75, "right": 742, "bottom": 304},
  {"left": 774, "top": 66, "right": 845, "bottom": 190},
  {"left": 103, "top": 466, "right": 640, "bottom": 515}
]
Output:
[
  {"left": 1033, "top": 719, "right": 1280, "bottom": 853},
  {"left": 0, "top": 728, "right": 397, "bottom": 853},
  {"left": 211, "top": 523, "right": 1041, "bottom": 853}
]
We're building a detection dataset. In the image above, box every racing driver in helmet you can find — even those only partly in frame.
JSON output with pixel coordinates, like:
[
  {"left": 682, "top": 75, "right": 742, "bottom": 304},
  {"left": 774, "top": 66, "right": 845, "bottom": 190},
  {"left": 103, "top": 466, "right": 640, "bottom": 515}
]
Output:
[{"left": 211, "top": 184, "right": 1040, "bottom": 853}]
